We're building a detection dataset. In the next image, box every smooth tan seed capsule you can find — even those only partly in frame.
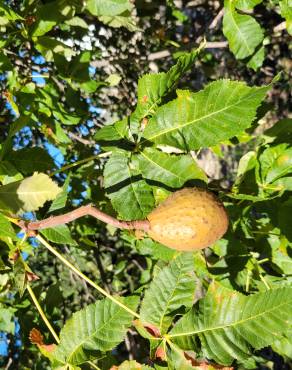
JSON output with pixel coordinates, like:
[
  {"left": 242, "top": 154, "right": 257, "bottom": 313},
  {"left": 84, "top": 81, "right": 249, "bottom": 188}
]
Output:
[{"left": 147, "top": 187, "right": 228, "bottom": 251}]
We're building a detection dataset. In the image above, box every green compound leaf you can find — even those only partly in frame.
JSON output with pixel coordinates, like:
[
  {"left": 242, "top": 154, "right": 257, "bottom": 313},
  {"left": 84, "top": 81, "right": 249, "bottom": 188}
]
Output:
[
  {"left": 135, "top": 148, "right": 207, "bottom": 187},
  {"left": 0, "top": 172, "right": 61, "bottom": 214},
  {"left": 223, "top": 0, "right": 263, "bottom": 59},
  {"left": 133, "top": 45, "right": 204, "bottom": 121},
  {"left": 104, "top": 150, "right": 154, "bottom": 220},
  {"left": 140, "top": 253, "right": 196, "bottom": 334},
  {"left": 143, "top": 80, "right": 270, "bottom": 151},
  {"left": 52, "top": 296, "right": 138, "bottom": 366},
  {"left": 169, "top": 284, "right": 292, "bottom": 365}
]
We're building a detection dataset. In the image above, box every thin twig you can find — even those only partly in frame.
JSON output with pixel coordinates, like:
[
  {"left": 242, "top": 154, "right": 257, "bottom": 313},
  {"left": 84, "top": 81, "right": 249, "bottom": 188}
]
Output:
[
  {"left": 19, "top": 204, "right": 150, "bottom": 232},
  {"left": 148, "top": 40, "right": 228, "bottom": 61},
  {"left": 259, "top": 273, "right": 271, "bottom": 290},
  {"left": 36, "top": 234, "right": 140, "bottom": 319},
  {"left": 209, "top": 8, "right": 224, "bottom": 29},
  {"left": 51, "top": 75, "right": 65, "bottom": 93},
  {"left": 205, "top": 41, "right": 228, "bottom": 49},
  {"left": 27, "top": 285, "right": 60, "bottom": 343},
  {"left": 67, "top": 131, "right": 95, "bottom": 145},
  {"left": 49, "top": 152, "right": 111, "bottom": 177},
  {"left": 148, "top": 50, "right": 171, "bottom": 61},
  {"left": 4, "top": 357, "right": 13, "bottom": 370},
  {"left": 88, "top": 362, "right": 101, "bottom": 370},
  {"left": 124, "top": 333, "right": 133, "bottom": 360},
  {"left": 273, "top": 21, "right": 286, "bottom": 33}
]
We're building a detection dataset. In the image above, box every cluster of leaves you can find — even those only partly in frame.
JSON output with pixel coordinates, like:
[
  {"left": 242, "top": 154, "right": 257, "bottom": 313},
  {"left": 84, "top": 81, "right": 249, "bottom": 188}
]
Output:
[{"left": 0, "top": 0, "right": 291, "bottom": 369}]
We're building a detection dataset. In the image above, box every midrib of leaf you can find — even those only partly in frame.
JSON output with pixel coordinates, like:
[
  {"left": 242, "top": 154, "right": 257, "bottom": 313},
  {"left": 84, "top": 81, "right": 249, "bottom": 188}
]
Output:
[
  {"left": 169, "top": 299, "right": 290, "bottom": 338},
  {"left": 145, "top": 87, "right": 263, "bottom": 141},
  {"left": 66, "top": 306, "right": 125, "bottom": 364},
  {"left": 140, "top": 151, "right": 182, "bottom": 181},
  {"left": 143, "top": 97, "right": 162, "bottom": 119},
  {"left": 144, "top": 75, "right": 182, "bottom": 117},
  {"left": 158, "top": 266, "right": 190, "bottom": 331},
  {"left": 228, "top": 1, "right": 252, "bottom": 55}
]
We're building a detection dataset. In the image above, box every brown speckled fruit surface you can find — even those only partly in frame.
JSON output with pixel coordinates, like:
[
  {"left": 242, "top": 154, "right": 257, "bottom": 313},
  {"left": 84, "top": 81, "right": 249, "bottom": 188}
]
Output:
[{"left": 147, "top": 188, "right": 228, "bottom": 251}]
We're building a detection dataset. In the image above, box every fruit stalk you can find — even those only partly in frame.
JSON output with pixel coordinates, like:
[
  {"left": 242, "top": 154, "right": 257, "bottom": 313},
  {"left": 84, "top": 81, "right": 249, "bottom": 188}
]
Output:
[{"left": 18, "top": 204, "right": 150, "bottom": 232}]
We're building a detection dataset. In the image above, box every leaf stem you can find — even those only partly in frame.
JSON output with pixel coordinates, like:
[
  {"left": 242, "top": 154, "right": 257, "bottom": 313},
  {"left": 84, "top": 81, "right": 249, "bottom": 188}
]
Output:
[
  {"left": 87, "top": 361, "right": 101, "bottom": 370},
  {"left": 49, "top": 152, "right": 112, "bottom": 177},
  {"left": 36, "top": 234, "right": 140, "bottom": 319},
  {"left": 245, "top": 270, "right": 252, "bottom": 293},
  {"left": 259, "top": 273, "right": 271, "bottom": 290},
  {"left": 27, "top": 284, "right": 60, "bottom": 343}
]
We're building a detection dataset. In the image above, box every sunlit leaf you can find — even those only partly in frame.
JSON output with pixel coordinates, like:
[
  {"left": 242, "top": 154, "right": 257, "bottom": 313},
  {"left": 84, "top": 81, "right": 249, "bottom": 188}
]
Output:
[
  {"left": 247, "top": 46, "right": 265, "bottom": 71},
  {"left": 133, "top": 46, "right": 203, "bottom": 121},
  {"left": 236, "top": 0, "right": 263, "bottom": 10},
  {"left": 140, "top": 253, "right": 196, "bottom": 334},
  {"left": 49, "top": 175, "right": 70, "bottom": 212},
  {"left": 170, "top": 284, "right": 292, "bottom": 365},
  {"left": 114, "top": 360, "right": 152, "bottom": 369},
  {"left": 258, "top": 144, "right": 292, "bottom": 193},
  {"left": 86, "top": 0, "right": 132, "bottom": 17},
  {"left": 0, "top": 213, "right": 15, "bottom": 238},
  {"left": 223, "top": 0, "right": 263, "bottom": 59},
  {"left": 52, "top": 296, "right": 138, "bottom": 365},
  {"left": 135, "top": 148, "right": 207, "bottom": 187},
  {"left": 0, "top": 172, "right": 62, "bottom": 213},
  {"left": 143, "top": 80, "right": 270, "bottom": 150}
]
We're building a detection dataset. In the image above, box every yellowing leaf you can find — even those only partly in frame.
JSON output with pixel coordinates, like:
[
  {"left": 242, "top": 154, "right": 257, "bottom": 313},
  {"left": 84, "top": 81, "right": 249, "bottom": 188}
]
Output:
[
  {"left": 0, "top": 172, "right": 61, "bottom": 214},
  {"left": 17, "top": 173, "right": 61, "bottom": 212}
]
